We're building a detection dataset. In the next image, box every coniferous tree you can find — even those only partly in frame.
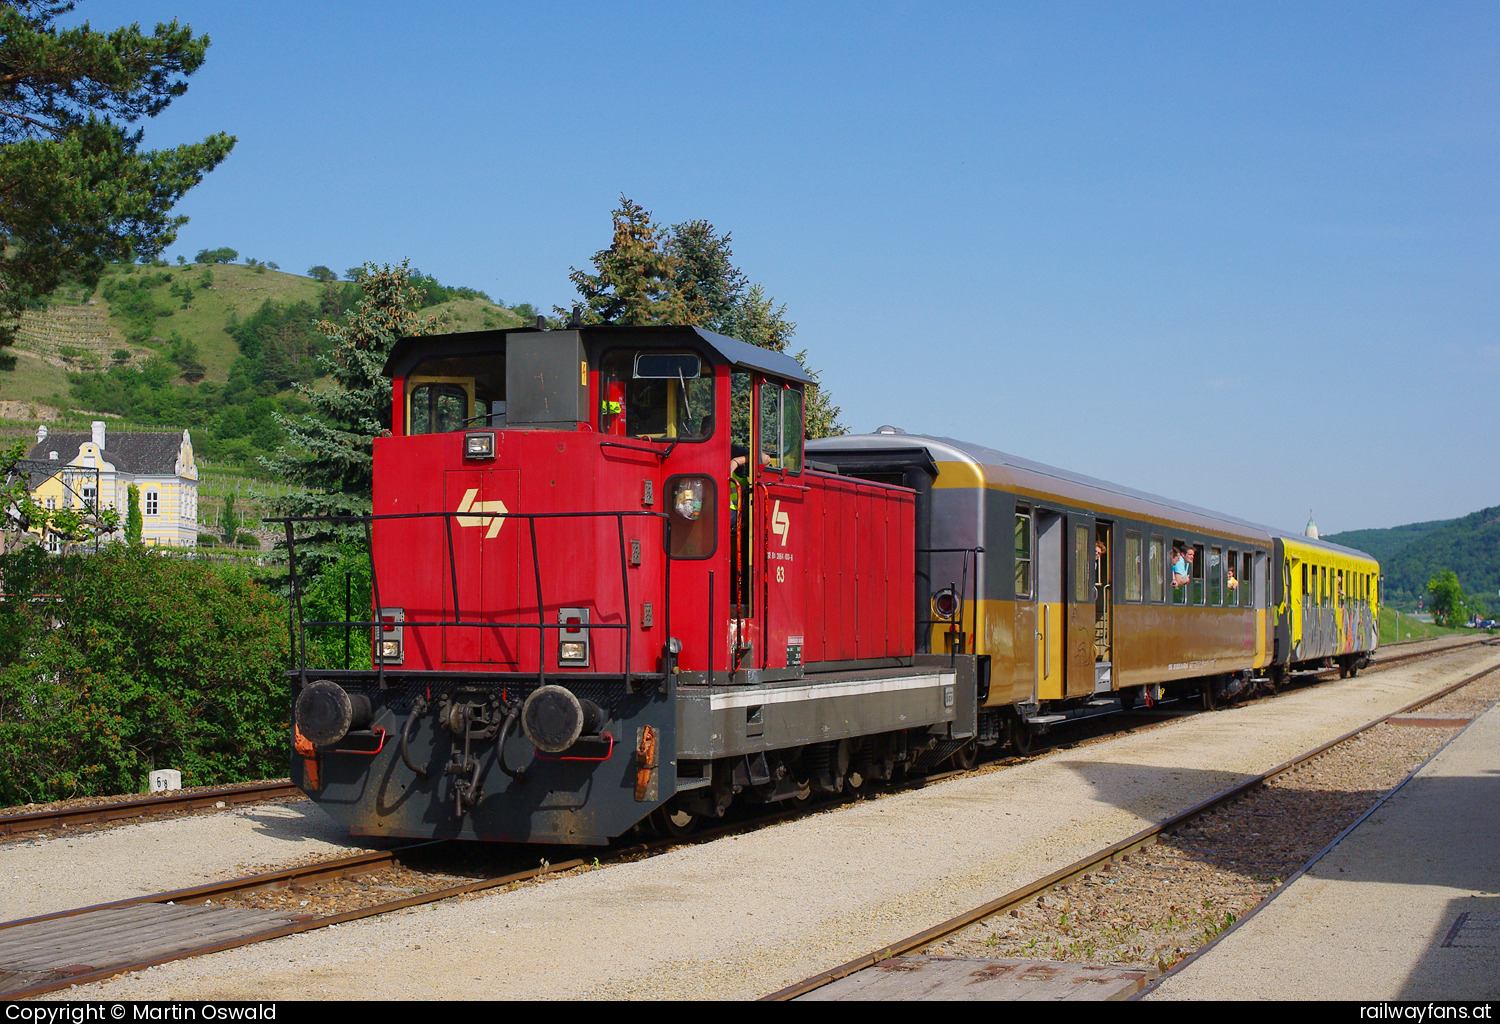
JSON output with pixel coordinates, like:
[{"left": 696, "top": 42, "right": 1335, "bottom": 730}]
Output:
[
  {"left": 564, "top": 199, "right": 845, "bottom": 437},
  {"left": 0, "top": 2, "right": 235, "bottom": 367},
  {"left": 125, "top": 484, "right": 142, "bottom": 546},
  {"left": 220, "top": 491, "right": 239, "bottom": 544},
  {"left": 562, "top": 196, "right": 691, "bottom": 326},
  {"left": 264, "top": 263, "right": 444, "bottom": 555},
  {"left": 668, "top": 227, "right": 844, "bottom": 438}
]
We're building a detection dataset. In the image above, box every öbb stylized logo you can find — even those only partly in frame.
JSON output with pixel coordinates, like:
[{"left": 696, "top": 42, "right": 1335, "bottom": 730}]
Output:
[
  {"left": 456, "top": 488, "right": 508, "bottom": 538},
  {"left": 771, "top": 500, "right": 790, "bottom": 546}
]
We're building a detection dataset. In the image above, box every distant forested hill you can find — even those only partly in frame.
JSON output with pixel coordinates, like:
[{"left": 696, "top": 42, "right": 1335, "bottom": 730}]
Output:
[
  {"left": 1328, "top": 507, "right": 1500, "bottom": 611},
  {"left": 1323, "top": 520, "right": 1449, "bottom": 565}
]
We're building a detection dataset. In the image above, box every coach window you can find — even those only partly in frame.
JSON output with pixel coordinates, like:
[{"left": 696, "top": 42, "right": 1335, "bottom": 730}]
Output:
[
  {"left": 1243, "top": 552, "right": 1255, "bottom": 608},
  {"left": 1074, "top": 525, "right": 1092, "bottom": 602},
  {"left": 1149, "top": 537, "right": 1164, "bottom": 603},
  {"left": 1191, "top": 544, "right": 1205, "bottom": 605},
  {"left": 1014, "top": 508, "right": 1032, "bottom": 598},
  {"left": 1124, "top": 531, "right": 1142, "bottom": 602},
  {"left": 1226, "top": 549, "right": 1239, "bottom": 607},
  {"left": 1208, "top": 547, "right": 1223, "bottom": 605},
  {"left": 1171, "top": 538, "right": 1188, "bottom": 605}
]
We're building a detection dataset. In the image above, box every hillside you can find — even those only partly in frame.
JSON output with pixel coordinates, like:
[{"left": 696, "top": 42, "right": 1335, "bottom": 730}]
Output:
[
  {"left": 1320, "top": 520, "right": 1449, "bottom": 566},
  {"left": 1327, "top": 508, "right": 1500, "bottom": 612},
  {"left": 0, "top": 261, "right": 529, "bottom": 476}
]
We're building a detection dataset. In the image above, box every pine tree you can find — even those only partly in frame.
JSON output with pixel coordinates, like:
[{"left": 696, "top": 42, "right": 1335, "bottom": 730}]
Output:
[
  {"left": 0, "top": 2, "right": 235, "bottom": 367},
  {"left": 265, "top": 263, "right": 444, "bottom": 553},
  {"left": 670, "top": 233, "right": 845, "bottom": 439},
  {"left": 562, "top": 196, "right": 691, "bottom": 326},
  {"left": 220, "top": 491, "right": 239, "bottom": 544}
]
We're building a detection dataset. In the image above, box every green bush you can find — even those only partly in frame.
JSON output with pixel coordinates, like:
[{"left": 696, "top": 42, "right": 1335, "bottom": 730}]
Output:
[
  {"left": 0, "top": 546, "right": 289, "bottom": 803},
  {"left": 235, "top": 531, "right": 259, "bottom": 548}
]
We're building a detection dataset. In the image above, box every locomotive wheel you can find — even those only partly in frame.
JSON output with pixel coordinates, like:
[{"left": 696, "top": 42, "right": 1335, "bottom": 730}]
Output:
[
  {"left": 951, "top": 741, "right": 979, "bottom": 771},
  {"left": 654, "top": 805, "right": 699, "bottom": 839}
]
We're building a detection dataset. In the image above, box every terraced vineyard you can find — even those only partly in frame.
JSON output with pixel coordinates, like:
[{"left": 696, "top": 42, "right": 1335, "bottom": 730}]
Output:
[{"left": 16, "top": 302, "right": 136, "bottom": 372}]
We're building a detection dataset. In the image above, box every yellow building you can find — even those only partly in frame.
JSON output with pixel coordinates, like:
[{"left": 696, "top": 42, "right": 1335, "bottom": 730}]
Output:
[{"left": 26, "top": 421, "right": 199, "bottom": 550}]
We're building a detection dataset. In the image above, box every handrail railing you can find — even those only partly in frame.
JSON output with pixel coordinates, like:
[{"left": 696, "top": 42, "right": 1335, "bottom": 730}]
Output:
[
  {"left": 269, "top": 508, "right": 672, "bottom": 693},
  {"left": 916, "top": 545, "right": 985, "bottom": 664}
]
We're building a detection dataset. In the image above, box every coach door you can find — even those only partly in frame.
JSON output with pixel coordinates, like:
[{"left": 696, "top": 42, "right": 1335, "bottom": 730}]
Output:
[
  {"left": 1035, "top": 511, "right": 1065, "bottom": 700},
  {"left": 1066, "top": 513, "right": 1097, "bottom": 697}
]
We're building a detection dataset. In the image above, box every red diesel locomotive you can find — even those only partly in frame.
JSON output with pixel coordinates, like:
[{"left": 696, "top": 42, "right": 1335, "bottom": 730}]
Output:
[{"left": 286, "top": 325, "right": 956, "bottom": 843}]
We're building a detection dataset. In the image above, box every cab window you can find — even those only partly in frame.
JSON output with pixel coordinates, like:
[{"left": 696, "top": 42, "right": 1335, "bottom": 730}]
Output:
[
  {"left": 599, "top": 350, "right": 714, "bottom": 440},
  {"left": 405, "top": 353, "right": 506, "bottom": 435},
  {"left": 757, "top": 381, "right": 804, "bottom": 473},
  {"left": 410, "top": 383, "right": 469, "bottom": 435}
]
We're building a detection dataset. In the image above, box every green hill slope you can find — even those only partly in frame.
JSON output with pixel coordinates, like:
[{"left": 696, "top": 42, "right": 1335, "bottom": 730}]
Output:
[
  {"left": 1, "top": 262, "right": 531, "bottom": 477},
  {"left": 1328, "top": 509, "right": 1500, "bottom": 612}
]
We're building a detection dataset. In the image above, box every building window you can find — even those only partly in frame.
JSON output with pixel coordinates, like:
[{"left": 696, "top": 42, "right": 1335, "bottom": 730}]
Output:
[{"left": 145, "top": 490, "right": 159, "bottom": 516}]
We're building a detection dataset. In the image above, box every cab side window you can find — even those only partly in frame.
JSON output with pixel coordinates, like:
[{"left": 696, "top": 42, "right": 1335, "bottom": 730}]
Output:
[{"left": 757, "top": 381, "right": 804, "bottom": 473}]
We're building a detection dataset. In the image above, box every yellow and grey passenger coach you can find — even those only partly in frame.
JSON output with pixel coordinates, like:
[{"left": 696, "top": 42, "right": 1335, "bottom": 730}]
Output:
[{"left": 809, "top": 429, "right": 1380, "bottom": 749}]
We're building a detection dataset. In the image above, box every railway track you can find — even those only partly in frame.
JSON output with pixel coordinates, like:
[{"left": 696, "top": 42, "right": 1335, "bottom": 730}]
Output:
[
  {"left": 764, "top": 641, "right": 1500, "bottom": 1000},
  {"left": 0, "top": 781, "right": 303, "bottom": 840},
  {"left": 4, "top": 636, "right": 1488, "bottom": 1000}
]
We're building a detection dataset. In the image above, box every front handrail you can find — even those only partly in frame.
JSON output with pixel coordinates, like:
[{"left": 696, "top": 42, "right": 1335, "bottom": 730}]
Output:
[{"left": 269, "top": 508, "right": 672, "bottom": 693}]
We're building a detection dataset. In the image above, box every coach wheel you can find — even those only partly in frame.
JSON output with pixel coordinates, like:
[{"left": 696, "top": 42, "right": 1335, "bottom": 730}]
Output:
[
  {"left": 1348, "top": 660, "right": 1359, "bottom": 678},
  {"left": 951, "top": 741, "right": 978, "bottom": 771},
  {"left": 1201, "top": 681, "right": 1218, "bottom": 712},
  {"left": 1010, "top": 719, "right": 1034, "bottom": 756}
]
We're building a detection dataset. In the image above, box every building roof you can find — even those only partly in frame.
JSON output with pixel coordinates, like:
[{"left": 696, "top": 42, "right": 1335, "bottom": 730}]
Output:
[{"left": 26, "top": 430, "right": 185, "bottom": 477}]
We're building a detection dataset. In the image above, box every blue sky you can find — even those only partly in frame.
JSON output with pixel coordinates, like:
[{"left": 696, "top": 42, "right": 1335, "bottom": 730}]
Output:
[{"left": 67, "top": 2, "right": 1500, "bottom": 535}]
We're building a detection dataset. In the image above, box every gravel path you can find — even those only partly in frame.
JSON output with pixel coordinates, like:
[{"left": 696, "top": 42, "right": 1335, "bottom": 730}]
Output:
[{"left": 28, "top": 641, "right": 1499, "bottom": 1001}]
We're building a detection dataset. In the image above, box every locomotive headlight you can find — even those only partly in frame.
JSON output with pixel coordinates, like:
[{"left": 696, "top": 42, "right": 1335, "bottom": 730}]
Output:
[
  {"left": 672, "top": 478, "right": 705, "bottom": 520},
  {"left": 464, "top": 431, "right": 496, "bottom": 459},
  {"left": 559, "top": 641, "right": 587, "bottom": 661},
  {"left": 380, "top": 639, "right": 402, "bottom": 660}
]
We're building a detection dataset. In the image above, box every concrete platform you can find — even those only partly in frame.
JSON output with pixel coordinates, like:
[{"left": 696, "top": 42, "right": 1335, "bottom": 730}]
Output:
[
  {"left": 1149, "top": 700, "right": 1500, "bottom": 1001},
  {"left": 801, "top": 956, "right": 1156, "bottom": 1001}
]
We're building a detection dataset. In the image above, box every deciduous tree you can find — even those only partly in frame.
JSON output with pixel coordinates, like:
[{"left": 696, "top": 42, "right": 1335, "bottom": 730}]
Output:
[{"left": 0, "top": 2, "right": 235, "bottom": 368}]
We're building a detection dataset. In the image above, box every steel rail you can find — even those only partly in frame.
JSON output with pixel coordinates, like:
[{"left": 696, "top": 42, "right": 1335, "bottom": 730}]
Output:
[
  {"left": 762, "top": 650, "right": 1500, "bottom": 1001},
  {"left": 0, "top": 781, "right": 302, "bottom": 838}
]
